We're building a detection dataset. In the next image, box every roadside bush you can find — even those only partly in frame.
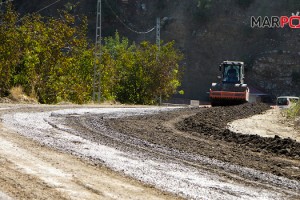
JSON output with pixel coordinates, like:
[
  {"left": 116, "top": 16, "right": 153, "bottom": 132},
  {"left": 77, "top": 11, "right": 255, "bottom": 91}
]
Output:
[
  {"left": 286, "top": 101, "right": 300, "bottom": 118},
  {"left": 9, "top": 86, "right": 25, "bottom": 101},
  {"left": 9, "top": 86, "right": 37, "bottom": 103}
]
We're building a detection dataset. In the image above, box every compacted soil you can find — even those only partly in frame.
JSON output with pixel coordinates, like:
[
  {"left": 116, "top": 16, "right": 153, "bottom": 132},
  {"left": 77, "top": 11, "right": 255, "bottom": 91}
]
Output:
[
  {"left": 0, "top": 103, "right": 299, "bottom": 199},
  {"left": 107, "top": 103, "right": 300, "bottom": 182}
]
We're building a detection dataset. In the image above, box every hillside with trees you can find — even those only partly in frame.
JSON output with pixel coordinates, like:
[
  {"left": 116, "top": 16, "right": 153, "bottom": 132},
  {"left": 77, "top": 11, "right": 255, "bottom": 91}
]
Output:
[
  {"left": 3, "top": 0, "right": 300, "bottom": 102},
  {"left": 0, "top": 3, "right": 183, "bottom": 104}
]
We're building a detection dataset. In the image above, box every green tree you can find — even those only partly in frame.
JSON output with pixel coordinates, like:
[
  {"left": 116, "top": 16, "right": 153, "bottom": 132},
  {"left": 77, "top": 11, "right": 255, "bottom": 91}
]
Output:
[
  {"left": 101, "top": 32, "right": 184, "bottom": 104},
  {"left": 100, "top": 32, "right": 135, "bottom": 101},
  {"left": 131, "top": 41, "right": 183, "bottom": 104},
  {"left": 0, "top": 4, "right": 21, "bottom": 96},
  {"left": 14, "top": 11, "right": 93, "bottom": 103},
  {"left": 0, "top": 4, "right": 183, "bottom": 105}
]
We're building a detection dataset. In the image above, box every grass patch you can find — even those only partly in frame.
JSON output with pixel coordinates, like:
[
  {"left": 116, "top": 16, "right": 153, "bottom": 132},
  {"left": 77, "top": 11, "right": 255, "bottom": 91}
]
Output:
[{"left": 286, "top": 101, "right": 300, "bottom": 119}]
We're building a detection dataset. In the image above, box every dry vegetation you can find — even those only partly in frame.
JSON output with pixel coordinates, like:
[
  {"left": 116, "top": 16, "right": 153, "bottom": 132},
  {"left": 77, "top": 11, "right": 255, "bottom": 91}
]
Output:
[{"left": 8, "top": 86, "right": 37, "bottom": 104}]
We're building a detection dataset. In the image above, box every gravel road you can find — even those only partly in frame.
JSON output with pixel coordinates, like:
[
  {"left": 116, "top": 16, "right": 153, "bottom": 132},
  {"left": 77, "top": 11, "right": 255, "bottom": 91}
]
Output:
[{"left": 0, "top": 103, "right": 300, "bottom": 199}]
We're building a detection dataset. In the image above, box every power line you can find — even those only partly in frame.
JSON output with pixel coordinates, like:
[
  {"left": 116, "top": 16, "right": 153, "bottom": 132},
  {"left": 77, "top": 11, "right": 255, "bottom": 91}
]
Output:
[
  {"left": 35, "top": 0, "right": 62, "bottom": 14},
  {"left": 93, "top": 0, "right": 102, "bottom": 103},
  {"left": 16, "top": 0, "right": 62, "bottom": 23},
  {"left": 104, "top": 0, "right": 155, "bottom": 34}
]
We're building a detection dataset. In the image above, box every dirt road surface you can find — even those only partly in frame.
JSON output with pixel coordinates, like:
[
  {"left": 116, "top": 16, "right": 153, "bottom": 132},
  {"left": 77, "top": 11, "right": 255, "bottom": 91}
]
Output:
[
  {"left": 0, "top": 103, "right": 299, "bottom": 199},
  {"left": 0, "top": 105, "right": 180, "bottom": 200}
]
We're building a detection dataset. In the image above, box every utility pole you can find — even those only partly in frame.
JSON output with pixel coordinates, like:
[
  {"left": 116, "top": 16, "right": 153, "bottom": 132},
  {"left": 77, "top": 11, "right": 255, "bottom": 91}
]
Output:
[
  {"left": 156, "top": 17, "right": 161, "bottom": 53},
  {"left": 156, "top": 17, "right": 162, "bottom": 105},
  {"left": 93, "top": 0, "right": 102, "bottom": 103}
]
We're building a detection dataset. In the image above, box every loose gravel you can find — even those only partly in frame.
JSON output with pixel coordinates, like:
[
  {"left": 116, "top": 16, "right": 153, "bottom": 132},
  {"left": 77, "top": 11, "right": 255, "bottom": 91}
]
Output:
[{"left": 2, "top": 105, "right": 300, "bottom": 199}]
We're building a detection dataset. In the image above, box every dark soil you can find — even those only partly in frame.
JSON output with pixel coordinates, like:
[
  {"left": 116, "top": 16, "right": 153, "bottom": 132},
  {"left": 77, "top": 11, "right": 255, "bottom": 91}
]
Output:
[
  {"left": 103, "top": 103, "right": 300, "bottom": 182},
  {"left": 177, "top": 103, "right": 300, "bottom": 157}
]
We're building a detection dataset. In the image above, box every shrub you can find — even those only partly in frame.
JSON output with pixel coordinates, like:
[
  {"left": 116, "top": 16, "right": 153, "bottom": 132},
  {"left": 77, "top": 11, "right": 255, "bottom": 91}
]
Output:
[
  {"left": 286, "top": 101, "right": 300, "bottom": 118},
  {"left": 9, "top": 86, "right": 37, "bottom": 103}
]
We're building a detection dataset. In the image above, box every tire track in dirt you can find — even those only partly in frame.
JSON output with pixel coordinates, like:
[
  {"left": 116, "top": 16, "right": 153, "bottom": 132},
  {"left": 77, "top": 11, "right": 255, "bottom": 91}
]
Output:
[
  {"left": 0, "top": 105, "right": 182, "bottom": 200},
  {"left": 160, "top": 112, "right": 300, "bottom": 193},
  {"left": 2, "top": 105, "right": 300, "bottom": 199},
  {"left": 104, "top": 105, "right": 300, "bottom": 199}
]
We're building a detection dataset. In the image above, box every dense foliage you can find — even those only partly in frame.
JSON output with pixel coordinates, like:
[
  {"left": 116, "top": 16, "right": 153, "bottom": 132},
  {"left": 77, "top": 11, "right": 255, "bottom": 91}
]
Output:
[
  {"left": 0, "top": 4, "right": 93, "bottom": 104},
  {"left": 0, "top": 4, "right": 183, "bottom": 104},
  {"left": 100, "top": 32, "right": 183, "bottom": 104}
]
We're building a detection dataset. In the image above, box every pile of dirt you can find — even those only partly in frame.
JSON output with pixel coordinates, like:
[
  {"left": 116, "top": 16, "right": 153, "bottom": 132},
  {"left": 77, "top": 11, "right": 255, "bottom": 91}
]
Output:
[
  {"left": 103, "top": 105, "right": 300, "bottom": 182},
  {"left": 177, "top": 103, "right": 300, "bottom": 157}
]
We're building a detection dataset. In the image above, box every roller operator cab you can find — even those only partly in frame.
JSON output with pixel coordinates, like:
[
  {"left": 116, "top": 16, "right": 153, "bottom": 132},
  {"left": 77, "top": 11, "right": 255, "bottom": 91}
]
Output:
[{"left": 209, "top": 61, "right": 250, "bottom": 106}]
